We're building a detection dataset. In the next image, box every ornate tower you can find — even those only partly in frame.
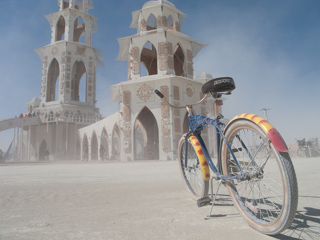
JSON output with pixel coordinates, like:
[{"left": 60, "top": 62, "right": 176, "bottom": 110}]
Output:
[
  {"left": 31, "top": 0, "right": 104, "bottom": 160},
  {"left": 117, "top": 0, "right": 205, "bottom": 80},
  {"left": 112, "top": 0, "right": 209, "bottom": 161}
]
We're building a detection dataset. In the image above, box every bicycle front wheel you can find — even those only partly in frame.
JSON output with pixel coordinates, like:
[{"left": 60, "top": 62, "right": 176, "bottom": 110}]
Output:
[
  {"left": 178, "top": 136, "right": 209, "bottom": 200},
  {"left": 221, "top": 119, "right": 298, "bottom": 235}
]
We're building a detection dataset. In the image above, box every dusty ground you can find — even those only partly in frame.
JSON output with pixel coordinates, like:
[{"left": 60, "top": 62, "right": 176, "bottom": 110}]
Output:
[{"left": 0, "top": 157, "right": 319, "bottom": 240}]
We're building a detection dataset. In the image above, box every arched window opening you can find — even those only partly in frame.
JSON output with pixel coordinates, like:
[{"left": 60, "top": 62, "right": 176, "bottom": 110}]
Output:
[
  {"left": 144, "top": 42, "right": 152, "bottom": 50},
  {"left": 91, "top": 132, "right": 98, "bottom": 160},
  {"left": 56, "top": 16, "right": 66, "bottom": 41},
  {"left": 79, "top": 72, "right": 87, "bottom": 102},
  {"left": 39, "top": 140, "right": 47, "bottom": 161},
  {"left": 100, "top": 128, "right": 109, "bottom": 160},
  {"left": 141, "top": 42, "right": 158, "bottom": 76},
  {"left": 47, "top": 58, "right": 60, "bottom": 102},
  {"left": 174, "top": 44, "right": 185, "bottom": 76},
  {"left": 82, "top": 135, "right": 89, "bottom": 161},
  {"left": 134, "top": 107, "right": 159, "bottom": 160},
  {"left": 62, "top": 0, "right": 83, "bottom": 10},
  {"left": 75, "top": 1, "right": 84, "bottom": 10},
  {"left": 147, "top": 14, "right": 157, "bottom": 31},
  {"left": 76, "top": 139, "right": 81, "bottom": 160},
  {"left": 140, "top": 63, "right": 148, "bottom": 77},
  {"left": 62, "top": 1, "right": 69, "bottom": 9},
  {"left": 112, "top": 124, "right": 121, "bottom": 159},
  {"left": 168, "top": 16, "right": 174, "bottom": 30},
  {"left": 71, "top": 60, "right": 87, "bottom": 102},
  {"left": 134, "top": 122, "right": 147, "bottom": 160},
  {"left": 74, "top": 16, "right": 85, "bottom": 43},
  {"left": 55, "top": 75, "right": 60, "bottom": 101}
]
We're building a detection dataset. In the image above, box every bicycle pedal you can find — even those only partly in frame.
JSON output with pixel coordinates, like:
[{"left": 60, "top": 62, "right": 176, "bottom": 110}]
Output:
[{"left": 197, "top": 197, "right": 212, "bottom": 207}]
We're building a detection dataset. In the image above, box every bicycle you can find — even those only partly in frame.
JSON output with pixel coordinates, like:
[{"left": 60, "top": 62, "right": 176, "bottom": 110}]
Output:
[
  {"left": 296, "top": 138, "right": 311, "bottom": 158},
  {"left": 155, "top": 77, "right": 298, "bottom": 235}
]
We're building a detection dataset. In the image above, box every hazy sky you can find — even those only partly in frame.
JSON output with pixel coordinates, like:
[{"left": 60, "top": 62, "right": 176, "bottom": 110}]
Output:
[{"left": 0, "top": 0, "right": 319, "bottom": 150}]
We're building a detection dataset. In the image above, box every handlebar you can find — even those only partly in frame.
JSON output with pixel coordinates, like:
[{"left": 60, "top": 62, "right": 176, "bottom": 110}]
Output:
[
  {"left": 154, "top": 89, "right": 209, "bottom": 110},
  {"left": 154, "top": 89, "right": 164, "bottom": 99}
]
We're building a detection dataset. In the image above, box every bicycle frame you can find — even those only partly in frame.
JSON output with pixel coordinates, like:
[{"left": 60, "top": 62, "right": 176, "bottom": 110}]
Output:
[
  {"left": 184, "top": 114, "right": 242, "bottom": 181},
  {"left": 154, "top": 89, "right": 245, "bottom": 181}
]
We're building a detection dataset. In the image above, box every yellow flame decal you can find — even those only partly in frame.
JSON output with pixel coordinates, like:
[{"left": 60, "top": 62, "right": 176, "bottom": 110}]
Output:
[{"left": 189, "top": 136, "right": 210, "bottom": 181}]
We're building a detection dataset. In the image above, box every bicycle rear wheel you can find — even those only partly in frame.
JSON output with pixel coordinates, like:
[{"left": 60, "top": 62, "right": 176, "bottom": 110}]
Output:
[
  {"left": 178, "top": 136, "right": 209, "bottom": 200},
  {"left": 296, "top": 147, "right": 306, "bottom": 158},
  {"left": 221, "top": 119, "right": 298, "bottom": 235}
]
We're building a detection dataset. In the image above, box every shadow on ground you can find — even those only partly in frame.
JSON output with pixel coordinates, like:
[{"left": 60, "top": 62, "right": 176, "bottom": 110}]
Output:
[
  {"left": 214, "top": 194, "right": 320, "bottom": 240},
  {"left": 275, "top": 196, "right": 320, "bottom": 240}
]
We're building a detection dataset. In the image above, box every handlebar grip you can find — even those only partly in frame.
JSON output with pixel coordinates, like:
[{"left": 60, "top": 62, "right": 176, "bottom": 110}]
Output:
[{"left": 154, "top": 89, "right": 164, "bottom": 98}]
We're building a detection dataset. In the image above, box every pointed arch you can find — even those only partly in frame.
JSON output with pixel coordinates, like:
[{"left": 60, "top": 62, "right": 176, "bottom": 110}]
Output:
[
  {"left": 82, "top": 134, "right": 89, "bottom": 161},
  {"left": 39, "top": 140, "right": 47, "bottom": 161},
  {"left": 141, "top": 41, "right": 158, "bottom": 76},
  {"left": 146, "top": 14, "right": 157, "bottom": 31},
  {"left": 134, "top": 107, "right": 159, "bottom": 160},
  {"left": 62, "top": 1, "right": 69, "bottom": 10},
  {"left": 71, "top": 60, "right": 87, "bottom": 101},
  {"left": 134, "top": 119, "right": 147, "bottom": 160},
  {"left": 74, "top": 16, "right": 85, "bottom": 43},
  {"left": 100, "top": 127, "right": 109, "bottom": 160},
  {"left": 56, "top": 15, "right": 66, "bottom": 41},
  {"left": 76, "top": 138, "right": 81, "bottom": 160},
  {"left": 91, "top": 131, "right": 98, "bottom": 160},
  {"left": 112, "top": 124, "right": 121, "bottom": 159},
  {"left": 174, "top": 43, "right": 185, "bottom": 76},
  {"left": 47, "top": 58, "right": 60, "bottom": 102}
]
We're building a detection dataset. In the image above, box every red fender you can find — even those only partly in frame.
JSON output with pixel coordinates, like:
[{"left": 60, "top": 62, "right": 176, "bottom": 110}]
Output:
[{"left": 227, "top": 113, "right": 288, "bottom": 152}]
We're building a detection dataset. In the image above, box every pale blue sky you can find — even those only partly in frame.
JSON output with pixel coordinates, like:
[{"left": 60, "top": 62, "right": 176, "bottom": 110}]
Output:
[{"left": 0, "top": 0, "right": 319, "bottom": 150}]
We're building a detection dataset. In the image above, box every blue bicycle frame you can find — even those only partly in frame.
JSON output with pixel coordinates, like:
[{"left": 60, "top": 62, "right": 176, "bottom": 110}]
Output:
[{"left": 184, "top": 114, "right": 243, "bottom": 181}]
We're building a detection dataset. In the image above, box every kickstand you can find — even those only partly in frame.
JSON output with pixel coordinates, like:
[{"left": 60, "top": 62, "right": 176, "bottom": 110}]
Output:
[{"left": 205, "top": 177, "right": 224, "bottom": 220}]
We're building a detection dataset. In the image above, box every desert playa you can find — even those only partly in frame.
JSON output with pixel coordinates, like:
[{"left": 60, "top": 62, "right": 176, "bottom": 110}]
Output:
[{"left": 1, "top": 157, "right": 319, "bottom": 240}]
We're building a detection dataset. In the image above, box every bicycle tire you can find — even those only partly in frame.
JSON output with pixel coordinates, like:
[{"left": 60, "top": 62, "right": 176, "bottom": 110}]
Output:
[
  {"left": 296, "top": 147, "right": 306, "bottom": 158},
  {"left": 221, "top": 119, "right": 298, "bottom": 235},
  {"left": 178, "top": 136, "right": 209, "bottom": 200}
]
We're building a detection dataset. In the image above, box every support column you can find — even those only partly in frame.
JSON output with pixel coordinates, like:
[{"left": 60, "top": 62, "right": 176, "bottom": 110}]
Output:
[
  {"left": 13, "top": 128, "right": 16, "bottom": 159},
  {"left": 88, "top": 144, "right": 92, "bottom": 161},
  {"left": 70, "top": 0, "right": 75, "bottom": 8},
  {"left": 27, "top": 126, "right": 31, "bottom": 161},
  {"left": 56, "top": 121, "right": 59, "bottom": 160},
  {"left": 20, "top": 127, "right": 23, "bottom": 161},
  {"left": 75, "top": 123, "right": 77, "bottom": 160},
  {"left": 66, "top": 122, "right": 69, "bottom": 160},
  {"left": 17, "top": 127, "right": 20, "bottom": 161}
]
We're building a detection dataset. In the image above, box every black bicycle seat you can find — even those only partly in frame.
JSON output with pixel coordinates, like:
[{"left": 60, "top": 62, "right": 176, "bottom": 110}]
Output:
[{"left": 202, "top": 77, "right": 235, "bottom": 94}]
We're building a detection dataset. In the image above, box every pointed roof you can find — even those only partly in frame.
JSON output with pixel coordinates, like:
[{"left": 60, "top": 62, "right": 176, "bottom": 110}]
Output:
[
  {"left": 142, "top": 0, "right": 175, "bottom": 9},
  {"left": 57, "top": 0, "right": 94, "bottom": 10},
  {"left": 25, "top": 97, "right": 41, "bottom": 106},
  {"left": 130, "top": 0, "right": 187, "bottom": 29}
]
